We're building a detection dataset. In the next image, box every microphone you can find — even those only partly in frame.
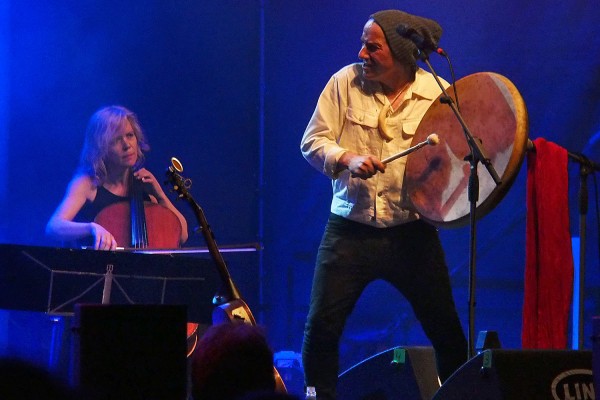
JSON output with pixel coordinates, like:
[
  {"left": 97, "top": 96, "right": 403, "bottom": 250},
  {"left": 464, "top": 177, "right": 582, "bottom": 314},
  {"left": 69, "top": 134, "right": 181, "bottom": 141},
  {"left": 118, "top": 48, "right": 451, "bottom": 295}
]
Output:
[
  {"left": 382, "top": 133, "right": 440, "bottom": 164},
  {"left": 396, "top": 24, "right": 447, "bottom": 57}
]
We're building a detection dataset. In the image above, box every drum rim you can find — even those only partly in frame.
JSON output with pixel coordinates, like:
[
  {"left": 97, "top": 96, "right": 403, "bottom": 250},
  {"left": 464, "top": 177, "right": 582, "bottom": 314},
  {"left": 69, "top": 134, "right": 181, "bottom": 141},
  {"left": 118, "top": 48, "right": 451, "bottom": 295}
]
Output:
[{"left": 406, "top": 72, "right": 529, "bottom": 228}]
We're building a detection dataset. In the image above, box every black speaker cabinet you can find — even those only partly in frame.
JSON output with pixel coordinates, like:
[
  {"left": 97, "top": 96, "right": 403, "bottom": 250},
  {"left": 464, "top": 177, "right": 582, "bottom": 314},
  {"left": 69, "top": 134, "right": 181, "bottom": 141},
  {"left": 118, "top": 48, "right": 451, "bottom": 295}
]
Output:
[
  {"left": 593, "top": 316, "right": 600, "bottom": 395},
  {"left": 433, "top": 349, "right": 593, "bottom": 400},
  {"left": 72, "top": 304, "right": 188, "bottom": 400},
  {"left": 337, "top": 346, "right": 440, "bottom": 400}
]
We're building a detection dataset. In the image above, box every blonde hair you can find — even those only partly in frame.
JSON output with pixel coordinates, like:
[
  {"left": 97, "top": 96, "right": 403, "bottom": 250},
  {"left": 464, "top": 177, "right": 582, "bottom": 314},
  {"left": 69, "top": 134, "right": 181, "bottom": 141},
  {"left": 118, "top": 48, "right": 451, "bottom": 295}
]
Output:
[{"left": 78, "top": 105, "right": 150, "bottom": 185}]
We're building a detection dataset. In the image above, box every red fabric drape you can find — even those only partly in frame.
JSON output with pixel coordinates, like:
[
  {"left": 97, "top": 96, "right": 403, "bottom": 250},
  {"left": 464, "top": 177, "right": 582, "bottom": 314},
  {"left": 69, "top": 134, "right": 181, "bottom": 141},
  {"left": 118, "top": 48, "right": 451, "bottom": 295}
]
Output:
[{"left": 522, "top": 137, "right": 573, "bottom": 349}]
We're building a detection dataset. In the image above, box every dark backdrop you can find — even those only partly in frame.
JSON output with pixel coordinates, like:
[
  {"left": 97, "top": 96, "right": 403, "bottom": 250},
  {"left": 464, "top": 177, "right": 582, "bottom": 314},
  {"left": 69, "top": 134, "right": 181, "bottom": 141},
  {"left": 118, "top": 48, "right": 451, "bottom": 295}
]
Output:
[{"left": 1, "top": 0, "right": 600, "bottom": 379}]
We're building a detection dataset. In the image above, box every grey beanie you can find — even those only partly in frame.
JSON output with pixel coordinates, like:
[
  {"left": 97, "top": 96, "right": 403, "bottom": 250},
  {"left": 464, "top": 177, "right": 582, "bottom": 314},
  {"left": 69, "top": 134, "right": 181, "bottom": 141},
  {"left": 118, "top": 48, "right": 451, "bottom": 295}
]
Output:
[{"left": 371, "top": 10, "right": 442, "bottom": 67}]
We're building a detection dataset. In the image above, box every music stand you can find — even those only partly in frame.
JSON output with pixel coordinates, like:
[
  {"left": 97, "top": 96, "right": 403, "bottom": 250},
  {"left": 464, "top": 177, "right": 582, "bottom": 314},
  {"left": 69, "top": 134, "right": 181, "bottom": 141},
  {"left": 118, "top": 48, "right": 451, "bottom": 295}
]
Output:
[{"left": 0, "top": 243, "right": 219, "bottom": 323}]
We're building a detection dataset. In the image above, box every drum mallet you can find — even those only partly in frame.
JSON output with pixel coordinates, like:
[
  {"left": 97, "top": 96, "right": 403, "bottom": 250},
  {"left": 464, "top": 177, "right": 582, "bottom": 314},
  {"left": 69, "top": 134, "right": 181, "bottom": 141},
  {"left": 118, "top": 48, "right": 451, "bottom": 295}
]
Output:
[{"left": 382, "top": 133, "right": 440, "bottom": 164}]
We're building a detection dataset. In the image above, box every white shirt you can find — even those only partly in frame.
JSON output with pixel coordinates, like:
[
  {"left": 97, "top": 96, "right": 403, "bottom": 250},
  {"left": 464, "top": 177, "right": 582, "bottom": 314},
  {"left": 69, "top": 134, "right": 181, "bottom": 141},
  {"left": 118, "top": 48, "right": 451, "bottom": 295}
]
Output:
[{"left": 301, "top": 63, "right": 449, "bottom": 227}]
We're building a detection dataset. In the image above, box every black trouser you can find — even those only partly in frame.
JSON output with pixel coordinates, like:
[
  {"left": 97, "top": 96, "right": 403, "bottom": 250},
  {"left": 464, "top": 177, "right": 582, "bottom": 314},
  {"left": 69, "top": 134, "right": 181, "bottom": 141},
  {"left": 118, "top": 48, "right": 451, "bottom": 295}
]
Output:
[{"left": 302, "top": 214, "right": 467, "bottom": 400}]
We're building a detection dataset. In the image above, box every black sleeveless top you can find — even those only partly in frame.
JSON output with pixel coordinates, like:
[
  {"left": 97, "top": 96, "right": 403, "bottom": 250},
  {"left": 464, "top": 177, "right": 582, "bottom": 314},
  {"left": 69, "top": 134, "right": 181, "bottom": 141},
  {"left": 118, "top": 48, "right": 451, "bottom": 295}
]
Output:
[
  {"left": 73, "top": 186, "right": 150, "bottom": 247},
  {"left": 75, "top": 186, "right": 128, "bottom": 223}
]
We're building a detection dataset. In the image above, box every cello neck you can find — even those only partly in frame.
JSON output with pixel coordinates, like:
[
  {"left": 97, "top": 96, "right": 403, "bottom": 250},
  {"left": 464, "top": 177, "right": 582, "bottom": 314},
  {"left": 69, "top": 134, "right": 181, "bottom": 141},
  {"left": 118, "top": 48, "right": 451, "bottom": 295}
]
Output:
[
  {"left": 129, "top": 171, "right": 149, "bottom": 248},
  {"left": 190, "top": 198, "right": 243, "bottom": 302}
]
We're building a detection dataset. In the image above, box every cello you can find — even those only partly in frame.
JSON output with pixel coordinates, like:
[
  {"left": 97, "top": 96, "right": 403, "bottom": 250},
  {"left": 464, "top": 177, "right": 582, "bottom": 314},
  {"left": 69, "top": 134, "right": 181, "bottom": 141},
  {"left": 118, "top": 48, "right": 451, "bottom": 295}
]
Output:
[
  {"left": 94, "top": 170, "right": 182, "bottom": 249},
  {"left": 165, "top": 157, "right": 287, "bottom": 393},
  {"left": 93, "top": 170, "right": 199, "bottom": 355}
]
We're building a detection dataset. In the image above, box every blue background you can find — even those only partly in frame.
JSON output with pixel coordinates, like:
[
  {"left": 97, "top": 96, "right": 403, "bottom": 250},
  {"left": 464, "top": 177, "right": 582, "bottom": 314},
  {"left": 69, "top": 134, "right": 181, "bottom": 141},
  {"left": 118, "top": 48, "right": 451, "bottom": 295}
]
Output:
[{"left": 0, "top": 0, "right": 599, "bottom": 391}]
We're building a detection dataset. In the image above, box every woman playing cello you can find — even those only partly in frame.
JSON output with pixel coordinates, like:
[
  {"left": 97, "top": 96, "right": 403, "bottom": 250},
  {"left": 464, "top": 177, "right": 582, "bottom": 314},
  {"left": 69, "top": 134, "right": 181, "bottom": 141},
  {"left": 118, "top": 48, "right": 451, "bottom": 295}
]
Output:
[{"left": 46, "top": 105, "right": 188, "bottom": 250}]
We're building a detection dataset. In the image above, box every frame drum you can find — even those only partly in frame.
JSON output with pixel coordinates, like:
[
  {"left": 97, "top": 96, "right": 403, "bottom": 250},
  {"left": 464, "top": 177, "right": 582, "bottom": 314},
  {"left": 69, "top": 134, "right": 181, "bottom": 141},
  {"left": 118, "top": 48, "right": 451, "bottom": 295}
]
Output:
[{"left": 405, "top": 72, "right": 529, "bottom": 227}]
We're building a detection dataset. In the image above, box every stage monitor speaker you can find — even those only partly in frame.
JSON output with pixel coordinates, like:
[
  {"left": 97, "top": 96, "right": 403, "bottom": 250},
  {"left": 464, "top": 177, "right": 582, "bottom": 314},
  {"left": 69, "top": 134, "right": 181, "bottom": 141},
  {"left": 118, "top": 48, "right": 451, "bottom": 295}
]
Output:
[
  {"left": 593, "top": 317, "right": 600, "bottom": 396},
  {"left": 72, "top": 304, "right": 188, "bottom": 400},
  {"left": 432, "top": 349, "right": 593, "bottom": 400},
  {"left": 337, "top": 346, "right": 440, "bottom": 400}
]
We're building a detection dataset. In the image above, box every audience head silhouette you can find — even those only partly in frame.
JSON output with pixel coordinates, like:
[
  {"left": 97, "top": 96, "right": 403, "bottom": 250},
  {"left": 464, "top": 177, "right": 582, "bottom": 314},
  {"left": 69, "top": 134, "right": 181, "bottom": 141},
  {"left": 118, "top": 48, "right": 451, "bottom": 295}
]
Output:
[
  {"left": 191, "top": 322, "right": 277, "bottom": 400},
  {"left": 0, "top": 357, "right": 79, "bottom": 400}
]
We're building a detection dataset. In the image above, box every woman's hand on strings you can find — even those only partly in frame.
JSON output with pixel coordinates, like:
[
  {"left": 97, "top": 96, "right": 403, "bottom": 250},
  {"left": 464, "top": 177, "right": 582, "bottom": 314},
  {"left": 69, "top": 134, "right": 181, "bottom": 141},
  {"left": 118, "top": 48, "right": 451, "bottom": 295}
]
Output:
[{"left": 90, "top": 222, "right": 117, "bottom": 250}]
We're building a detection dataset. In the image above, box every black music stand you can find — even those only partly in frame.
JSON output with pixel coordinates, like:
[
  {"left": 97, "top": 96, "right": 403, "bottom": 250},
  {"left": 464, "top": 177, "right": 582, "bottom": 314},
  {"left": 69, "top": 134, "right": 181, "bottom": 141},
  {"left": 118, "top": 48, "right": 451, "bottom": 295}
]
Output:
[{"left": 0, "top": 243, "right": 219, "bottom": 323}]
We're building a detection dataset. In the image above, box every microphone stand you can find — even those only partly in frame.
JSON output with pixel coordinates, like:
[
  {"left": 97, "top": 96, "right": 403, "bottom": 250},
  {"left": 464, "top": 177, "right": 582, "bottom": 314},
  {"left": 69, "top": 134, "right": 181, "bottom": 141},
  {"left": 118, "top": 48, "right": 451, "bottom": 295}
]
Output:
[
  {"left": 566, "top": 151, "right": 600, "bottom": 349},
  {"left": 418, "top": 51, "right": 502, "bottom": 359}
]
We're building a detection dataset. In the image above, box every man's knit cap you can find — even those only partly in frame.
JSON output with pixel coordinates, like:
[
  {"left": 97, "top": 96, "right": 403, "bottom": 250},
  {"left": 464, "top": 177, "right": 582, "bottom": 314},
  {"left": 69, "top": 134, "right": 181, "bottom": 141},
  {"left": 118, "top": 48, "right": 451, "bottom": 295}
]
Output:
[{"left": 371, "top": 10, "right": 442, "bottom": 66}]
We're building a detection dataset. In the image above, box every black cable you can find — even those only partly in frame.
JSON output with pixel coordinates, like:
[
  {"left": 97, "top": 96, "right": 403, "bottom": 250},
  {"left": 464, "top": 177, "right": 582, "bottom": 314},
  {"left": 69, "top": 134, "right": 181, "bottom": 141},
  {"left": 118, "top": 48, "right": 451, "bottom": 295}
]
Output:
[{"left": 442, "top": 51, "right": 460, "bottom": 111}]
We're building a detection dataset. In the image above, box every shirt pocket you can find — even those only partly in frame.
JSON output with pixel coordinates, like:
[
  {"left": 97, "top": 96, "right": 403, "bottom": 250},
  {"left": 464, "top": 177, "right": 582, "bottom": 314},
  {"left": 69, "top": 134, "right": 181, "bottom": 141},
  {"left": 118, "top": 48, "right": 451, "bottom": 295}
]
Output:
[
  {"left": 344, "top": 107, "right": 380, "bottom": 150},
  {"left": 346, "top": 107, "right": 379, "bottom": 129},
  {"left": 400, "top": 117, "right": 421, "bottom": 139}
]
